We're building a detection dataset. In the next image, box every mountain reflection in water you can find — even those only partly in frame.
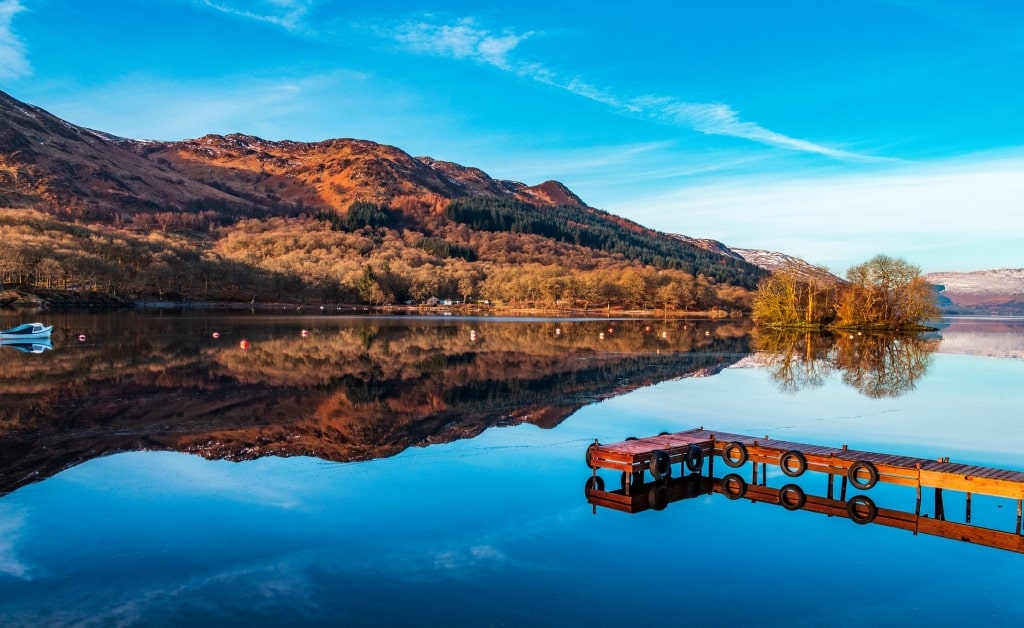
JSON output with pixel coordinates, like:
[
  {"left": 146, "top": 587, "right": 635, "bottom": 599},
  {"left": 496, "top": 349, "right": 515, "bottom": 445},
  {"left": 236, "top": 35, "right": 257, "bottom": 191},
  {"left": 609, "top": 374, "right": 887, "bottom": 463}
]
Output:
[{"left": 0, "top": 315, "right": 753, "bottom": 495}]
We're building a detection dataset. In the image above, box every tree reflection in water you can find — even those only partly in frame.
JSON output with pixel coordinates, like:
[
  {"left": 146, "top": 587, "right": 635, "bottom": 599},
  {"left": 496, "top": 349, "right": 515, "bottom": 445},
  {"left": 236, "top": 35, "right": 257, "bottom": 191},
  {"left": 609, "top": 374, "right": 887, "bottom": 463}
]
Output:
[{"left": 752, "top": 330, "right": 939, "bottom": 398}]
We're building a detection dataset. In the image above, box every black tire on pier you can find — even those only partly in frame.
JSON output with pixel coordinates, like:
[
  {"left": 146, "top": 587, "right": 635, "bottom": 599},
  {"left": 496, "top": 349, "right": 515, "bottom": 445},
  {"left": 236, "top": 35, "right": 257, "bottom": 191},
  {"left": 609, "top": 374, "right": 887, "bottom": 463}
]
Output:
[
  {"left": 779, "top": 450, "right": 807, "bottom": 477},
  {"left": 722, "top": 441, "right": 748, "bottom": 468},
  {"left": 649, "top": 449, "right": 672, "bottom": 480},
  {"left": 848, "top": 460, "right": 879, "bottom": 490}
]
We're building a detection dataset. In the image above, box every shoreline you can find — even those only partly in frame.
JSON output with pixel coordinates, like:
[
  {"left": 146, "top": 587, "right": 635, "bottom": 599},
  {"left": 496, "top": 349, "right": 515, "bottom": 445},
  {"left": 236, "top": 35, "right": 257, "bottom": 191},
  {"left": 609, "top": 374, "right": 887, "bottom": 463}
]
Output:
[{"left": 1, "top": 290, "right": 739, "bottom": 319}]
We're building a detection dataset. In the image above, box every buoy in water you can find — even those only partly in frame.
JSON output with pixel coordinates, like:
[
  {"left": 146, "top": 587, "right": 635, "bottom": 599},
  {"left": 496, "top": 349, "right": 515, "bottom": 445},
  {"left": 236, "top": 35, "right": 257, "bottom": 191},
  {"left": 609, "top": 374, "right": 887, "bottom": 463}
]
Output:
[{"left": 240, "top": 339, "right": 250, "bottom": 350}]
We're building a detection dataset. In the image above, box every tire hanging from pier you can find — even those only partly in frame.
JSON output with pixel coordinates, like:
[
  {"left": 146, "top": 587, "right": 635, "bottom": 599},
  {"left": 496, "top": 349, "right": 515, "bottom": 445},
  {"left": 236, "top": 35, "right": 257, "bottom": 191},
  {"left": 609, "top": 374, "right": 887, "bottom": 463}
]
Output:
[
  {"left": 722, "top": 441, "right": 748, "bottom": 468},
  {"left": 780, "top": 450, "right": 807, "bottom": 477},
  {"left": 649, "top": 449, "right": 672, "bottom": 480},
  {"left": 685, "top": 444, "right": 704, "bottom": 473},
  {"left": 848, "top": 460, "right": 879, "bottom": 490}
]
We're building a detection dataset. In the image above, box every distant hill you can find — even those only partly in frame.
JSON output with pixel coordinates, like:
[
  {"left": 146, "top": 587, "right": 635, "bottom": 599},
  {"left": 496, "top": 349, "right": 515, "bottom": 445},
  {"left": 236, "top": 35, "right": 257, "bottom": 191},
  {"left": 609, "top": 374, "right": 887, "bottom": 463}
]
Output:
[
  {"left": 925, "top": 269, "right": 1024, "bottom": 315},
  {"left": 0, "top": 89, "right": 766, "bottom": 308}
]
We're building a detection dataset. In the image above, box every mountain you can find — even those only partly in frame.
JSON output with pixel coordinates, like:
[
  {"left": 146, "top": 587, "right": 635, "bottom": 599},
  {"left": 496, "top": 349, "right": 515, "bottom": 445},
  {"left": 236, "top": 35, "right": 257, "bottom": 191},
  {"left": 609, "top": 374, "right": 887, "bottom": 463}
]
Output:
[
  {"left": 925, "top": 269, "right": 1024, "bottom": 315},
  {"left": 0, "top": 89, "right": 765, "bottom": 306}
]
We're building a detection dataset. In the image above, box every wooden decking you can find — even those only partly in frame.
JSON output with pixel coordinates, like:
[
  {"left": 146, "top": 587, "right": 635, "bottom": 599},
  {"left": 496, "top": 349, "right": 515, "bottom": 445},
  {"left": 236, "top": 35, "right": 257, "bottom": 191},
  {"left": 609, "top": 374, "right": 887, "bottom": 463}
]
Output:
[
  {"left": 584, "top": 427, "right": 1024, "bottom": 555},
  {"left": 586, "top": 427, "right": 1024, "bottom": 499}
]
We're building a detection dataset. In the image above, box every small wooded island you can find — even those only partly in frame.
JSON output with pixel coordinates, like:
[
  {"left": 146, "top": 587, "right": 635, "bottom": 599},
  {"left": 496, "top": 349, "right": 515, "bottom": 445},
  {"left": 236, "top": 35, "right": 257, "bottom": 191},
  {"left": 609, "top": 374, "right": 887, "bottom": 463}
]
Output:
[{"left": 752, "top": 254, "right": 940, "bottom": 330}]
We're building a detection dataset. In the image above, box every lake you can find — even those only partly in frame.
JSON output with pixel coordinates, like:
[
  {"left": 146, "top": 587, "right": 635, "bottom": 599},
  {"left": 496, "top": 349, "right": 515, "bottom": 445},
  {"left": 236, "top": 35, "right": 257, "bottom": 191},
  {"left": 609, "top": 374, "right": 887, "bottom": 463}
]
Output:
[{"left": 1, "top": 312, "right": 1024, "bottom": 626}]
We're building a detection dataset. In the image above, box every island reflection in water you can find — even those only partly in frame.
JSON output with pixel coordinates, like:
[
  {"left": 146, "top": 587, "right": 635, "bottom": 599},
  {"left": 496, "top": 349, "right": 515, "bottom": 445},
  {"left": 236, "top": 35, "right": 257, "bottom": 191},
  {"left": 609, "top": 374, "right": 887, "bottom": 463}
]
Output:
[
  {"left": 0, "top": 315, "right": 754, "bottom": 495},
  {"left": 751, "top": 329, "right": 939, "bottom": 397}
]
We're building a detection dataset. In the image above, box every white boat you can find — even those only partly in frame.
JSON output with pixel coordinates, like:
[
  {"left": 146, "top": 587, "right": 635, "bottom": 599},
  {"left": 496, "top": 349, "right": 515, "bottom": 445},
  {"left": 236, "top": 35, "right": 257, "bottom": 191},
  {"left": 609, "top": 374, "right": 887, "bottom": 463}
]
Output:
[{"left": 0, "top": 322, "right": 53, "bottom": 339}]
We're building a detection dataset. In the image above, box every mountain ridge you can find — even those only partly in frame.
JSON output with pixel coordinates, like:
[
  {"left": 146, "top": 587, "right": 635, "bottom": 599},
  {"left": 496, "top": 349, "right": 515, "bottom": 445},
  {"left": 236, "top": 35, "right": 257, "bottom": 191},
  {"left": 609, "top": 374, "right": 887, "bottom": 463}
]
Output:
[
  {"left": 0, "top": 88, "right": 771, "bottom": 307},
  {"left": 1, "top": 88, "right": 587, "bottom": 219}
]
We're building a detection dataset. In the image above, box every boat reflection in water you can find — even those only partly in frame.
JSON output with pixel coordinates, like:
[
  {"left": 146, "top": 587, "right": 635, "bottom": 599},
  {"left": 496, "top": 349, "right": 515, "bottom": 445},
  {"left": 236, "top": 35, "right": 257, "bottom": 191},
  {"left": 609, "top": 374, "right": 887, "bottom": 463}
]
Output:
[
  {"left": 585, "top": 431, "right": 1024, "bottom": 556},
  {"left": 0, "top": 337, "right": 53, "bottom": 354}
]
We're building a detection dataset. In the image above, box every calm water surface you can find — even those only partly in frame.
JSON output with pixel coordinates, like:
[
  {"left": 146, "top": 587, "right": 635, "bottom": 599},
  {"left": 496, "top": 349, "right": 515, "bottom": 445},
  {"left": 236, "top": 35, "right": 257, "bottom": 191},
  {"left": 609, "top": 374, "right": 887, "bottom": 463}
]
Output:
[{"left": 1, "top": 313, "right": 1024, "bottom": 626}]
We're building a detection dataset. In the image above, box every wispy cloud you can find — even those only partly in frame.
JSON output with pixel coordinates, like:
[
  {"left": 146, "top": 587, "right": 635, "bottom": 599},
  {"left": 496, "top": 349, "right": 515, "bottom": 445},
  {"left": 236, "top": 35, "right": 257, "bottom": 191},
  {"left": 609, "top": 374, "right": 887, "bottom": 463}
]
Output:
[
  {"left": 0, "top": 0, "right": 30, "bottom": 78},
  {"left": 198, "top": 0, "right": 315, "bottom": 32},
  {"left": 394, "top": 17, "right": 533, "bottom": 71},
  {"left": 391, "top": 16, "right": 880, "bottom": 161}
]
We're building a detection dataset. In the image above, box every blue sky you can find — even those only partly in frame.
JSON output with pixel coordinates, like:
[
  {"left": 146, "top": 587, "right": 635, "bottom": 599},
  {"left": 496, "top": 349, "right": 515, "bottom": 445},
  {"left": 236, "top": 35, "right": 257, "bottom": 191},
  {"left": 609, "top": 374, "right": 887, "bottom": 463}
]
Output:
[{"left": 2, "top": 0, "right": 1022, "bottom": 273}]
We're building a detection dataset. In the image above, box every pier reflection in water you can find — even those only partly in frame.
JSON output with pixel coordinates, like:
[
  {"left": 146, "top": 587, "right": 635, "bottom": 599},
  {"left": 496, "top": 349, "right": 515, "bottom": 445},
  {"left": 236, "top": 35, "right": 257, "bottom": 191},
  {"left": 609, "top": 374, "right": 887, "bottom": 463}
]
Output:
[{"left": 586, "top": 428, "right": 1024, "bottom": 556}]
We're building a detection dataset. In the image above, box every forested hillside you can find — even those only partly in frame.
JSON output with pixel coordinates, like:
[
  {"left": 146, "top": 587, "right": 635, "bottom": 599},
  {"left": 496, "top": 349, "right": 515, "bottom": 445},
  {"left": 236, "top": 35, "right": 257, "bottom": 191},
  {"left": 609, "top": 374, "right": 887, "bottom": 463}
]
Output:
[{"left": 0, "top": 90, "right": 765, "bottom": 310}]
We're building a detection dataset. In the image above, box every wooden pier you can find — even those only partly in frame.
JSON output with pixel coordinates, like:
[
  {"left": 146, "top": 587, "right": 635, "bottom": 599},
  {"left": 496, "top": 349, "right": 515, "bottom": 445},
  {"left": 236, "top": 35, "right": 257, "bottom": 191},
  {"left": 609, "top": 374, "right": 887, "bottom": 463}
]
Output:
[{"left": 584, "top": 427, "right": 1024, "bottom": 554}]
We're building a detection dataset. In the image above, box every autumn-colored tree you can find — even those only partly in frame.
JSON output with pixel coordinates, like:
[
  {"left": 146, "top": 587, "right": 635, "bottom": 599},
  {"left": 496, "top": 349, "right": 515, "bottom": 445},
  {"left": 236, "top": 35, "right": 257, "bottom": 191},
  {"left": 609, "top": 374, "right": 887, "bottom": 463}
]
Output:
[
  {"left": 835, "top": 255, "right": 939, "bottom": 329},
  {"left": 750, "top": 267, "right": 835, "bottom": 327}
]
